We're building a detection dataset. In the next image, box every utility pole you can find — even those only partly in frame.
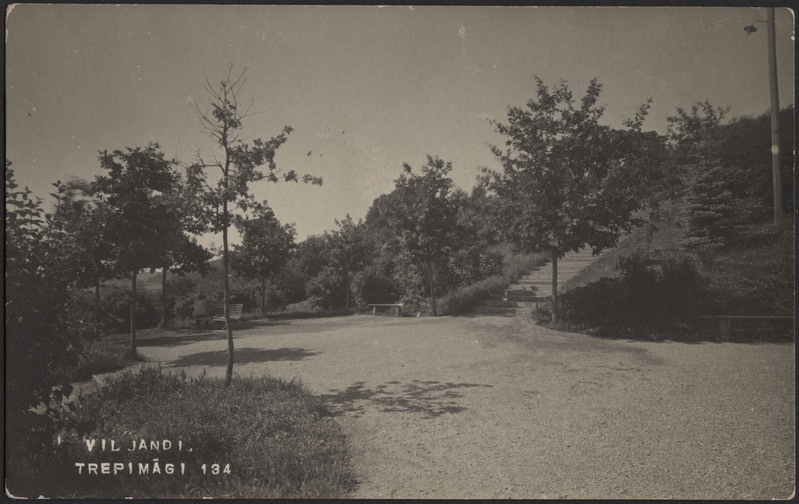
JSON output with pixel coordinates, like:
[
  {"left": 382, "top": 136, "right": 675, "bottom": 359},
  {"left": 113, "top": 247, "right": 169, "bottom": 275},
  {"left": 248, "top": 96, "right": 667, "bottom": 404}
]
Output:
[
  {"left": 766, "top": 7, "right": 783, "bottom": 226},
  {"left": 744, "top": 9, "right": 783, "bottom": 226}
]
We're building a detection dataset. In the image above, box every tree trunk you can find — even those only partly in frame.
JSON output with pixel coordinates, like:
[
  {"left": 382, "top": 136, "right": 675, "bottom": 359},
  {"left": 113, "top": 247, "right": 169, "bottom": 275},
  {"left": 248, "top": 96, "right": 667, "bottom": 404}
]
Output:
[
  {"left": 551, "top": 249, "right": 558, "bottom": 325},
  {"left": 427, "top": 259, "right": 437, "bottom": 316},
  {"left": 344, "top": 270, "right": 350, "bottom": 311},
  {"left": 130, "top": 270, "right": 138, "bottom": 355},
  {"left": 94, "top": 272, "right": 101, "bottom": 339},
  {"left": 159, "top": 266, "right": 168, "bottom": 328},
  {"left": 223, "top": 200, "right": 235, "bottom": 388},
  {"left": 260, "top": 277, "right": 267, "bottom": 317}
]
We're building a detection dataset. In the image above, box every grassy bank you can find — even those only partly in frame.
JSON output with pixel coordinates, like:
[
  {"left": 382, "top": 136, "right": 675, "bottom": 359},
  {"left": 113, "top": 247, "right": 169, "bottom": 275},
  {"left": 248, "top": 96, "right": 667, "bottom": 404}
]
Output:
[
  {"left": 9, "top": 368, "right": 355, "bottom": 499},
  {"left": 439, "top": 252, "right": 549, "bottom": 316},
  {"left": 555, "top": 205, "right": 794, "bottom": 342},
  {"left": 52, "top": 338, "right": 139, "bottom": 384}
]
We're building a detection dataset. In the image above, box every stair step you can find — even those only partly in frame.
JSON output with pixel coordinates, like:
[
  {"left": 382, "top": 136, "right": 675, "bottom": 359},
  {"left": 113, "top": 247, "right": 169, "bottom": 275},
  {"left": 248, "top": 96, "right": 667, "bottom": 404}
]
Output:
[{"left": 472, "top": 246, "right": 605, "bottom": 316}]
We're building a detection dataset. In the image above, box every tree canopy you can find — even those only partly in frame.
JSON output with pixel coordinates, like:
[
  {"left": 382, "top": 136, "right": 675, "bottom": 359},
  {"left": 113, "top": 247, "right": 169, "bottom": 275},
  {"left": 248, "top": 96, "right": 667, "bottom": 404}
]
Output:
[{"left": 482, "top": 77, "right": 666, "bottom": 322}]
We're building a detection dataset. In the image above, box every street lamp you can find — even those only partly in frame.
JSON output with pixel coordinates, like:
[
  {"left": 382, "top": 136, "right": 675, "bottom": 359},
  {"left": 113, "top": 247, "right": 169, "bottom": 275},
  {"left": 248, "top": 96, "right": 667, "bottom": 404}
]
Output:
[{"left": 744, "top": 8, "right": 783, "bottom": 226}]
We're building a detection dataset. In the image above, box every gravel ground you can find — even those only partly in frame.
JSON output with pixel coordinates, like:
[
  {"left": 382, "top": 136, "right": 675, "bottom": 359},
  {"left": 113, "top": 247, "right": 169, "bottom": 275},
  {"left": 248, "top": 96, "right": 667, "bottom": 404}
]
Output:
[{"left": 128, "top": 314, "right": 795, "bottom": 500}]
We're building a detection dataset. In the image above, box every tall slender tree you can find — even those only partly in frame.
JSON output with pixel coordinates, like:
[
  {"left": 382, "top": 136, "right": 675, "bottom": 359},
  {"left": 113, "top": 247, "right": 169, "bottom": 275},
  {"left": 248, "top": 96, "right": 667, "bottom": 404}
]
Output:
[{"left": 191, "top": 65, "right": 321, "bottom": 386}]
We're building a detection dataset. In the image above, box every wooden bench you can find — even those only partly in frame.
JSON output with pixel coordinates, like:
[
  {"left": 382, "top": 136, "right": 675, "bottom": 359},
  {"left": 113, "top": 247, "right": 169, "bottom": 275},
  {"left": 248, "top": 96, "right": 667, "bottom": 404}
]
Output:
[
  {"left": 699, "top": 315, "right": 793, "bottom": 340},
  {"left": 211, "top": 304, "right": 244, "bottom": 330},
  {"left": 367, "top": 303, "right": 403, "bottom": 317}
]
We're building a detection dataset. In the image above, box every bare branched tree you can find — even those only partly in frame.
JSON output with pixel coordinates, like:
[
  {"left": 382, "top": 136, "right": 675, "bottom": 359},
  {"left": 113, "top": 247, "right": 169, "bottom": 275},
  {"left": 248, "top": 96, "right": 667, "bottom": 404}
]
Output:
[{"left": 191, "top": 65, "right": 321, "bottom": 386}]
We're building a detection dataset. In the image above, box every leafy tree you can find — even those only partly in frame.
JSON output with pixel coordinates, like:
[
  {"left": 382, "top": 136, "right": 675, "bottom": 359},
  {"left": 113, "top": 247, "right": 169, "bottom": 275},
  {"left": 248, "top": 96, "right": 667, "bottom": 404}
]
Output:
[
  {"left": 327, "top": 214, "right": 373, "bottom": 309},
  {"left": 379, "top": 156, "right": 464, "bottom": 316},
  {"left": 231, "top": 203, "right": 296, "bottom": 315},
  {"left": 483, "top": 77, "right": 664, "bottom": 322},
  {"left": 191, "top": 66, "right": 321, "bottom": 386},
  {"left": 150, "top": 173, "right": 214, "bottom": 328},
  {"left": 5, "top": 166, "right": 85, "bottom": 489},
  {"left": 48, "top": 178, "right": 117, "bottom": 338},
  {"left": 154, "top": 235, "right": 213, "bottom": 327},
  {"left": 93, "top": 143, "right": 183, "bottom": 353}
]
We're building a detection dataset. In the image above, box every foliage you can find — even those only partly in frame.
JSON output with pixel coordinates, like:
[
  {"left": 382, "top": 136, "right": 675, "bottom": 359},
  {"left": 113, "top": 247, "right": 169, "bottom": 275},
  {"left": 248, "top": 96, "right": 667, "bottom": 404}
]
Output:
[
  {"left": 559, "top": 251, "right": 709, "bottom": 338},
  {"left": 377, "top": 156, "right": 466, "bottom": 316},
  {"left": 102, "top": 286, "right": 162, "bottom": 333},
  {"left": 92, "top": 143, "right": 184, "bottom": 351},
  {"left": 5, "top": 166, "right": 82, "bottom": 414},
  {"left": 51, "top": 339, "right": 137, "bottom": 385},
  {"left": 272, "top": 262, "right": 312, "bottom": 308},
  {"left": 699, "top": 223, "right": 794, "bottom": 316},
  {"left": 326, "top": 215, "right": 374, "bottom": 309},
  {"left": 483, "top": 77, "right": 667, "bottom": 321},
  {"left": 231, "top": 202, "right": 296, "bottom": 314},
  {"left": 351, "top": 264, "right": 402, "bottom": 308},
  {"left": 716, "top": 106, "right": 794, "bottom": 220},
  {"left": 668, "top": 102, "right": 746, "bottom": 246},
  {"left": 668, "top": 102, "right": 795, "bottom": 247},
  {"left": 7, "top": 368, "right": 355, "bottom": 498},
  {"left": 305, "top": 265, "right": 347, "bottom": 311}
]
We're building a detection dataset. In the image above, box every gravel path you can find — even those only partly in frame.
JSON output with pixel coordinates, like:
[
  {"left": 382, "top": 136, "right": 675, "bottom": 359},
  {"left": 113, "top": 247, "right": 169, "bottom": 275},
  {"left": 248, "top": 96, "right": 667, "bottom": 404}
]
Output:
[{"left": 129, "top": 314, "right": 795, "bottom": 499}]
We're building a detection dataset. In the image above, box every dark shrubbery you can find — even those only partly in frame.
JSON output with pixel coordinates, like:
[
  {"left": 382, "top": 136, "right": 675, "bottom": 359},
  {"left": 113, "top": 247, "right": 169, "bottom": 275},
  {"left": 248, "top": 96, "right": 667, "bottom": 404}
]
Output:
[
  {"left": 102, "top": 286, "right": 161, "bottom": 333},
  {"left": 353, "top": 266, "right": 402, "bottom": 308},
  {"left": 8, "top": 368, "right": 355, "bottom": 499},
  {"left": 51, "top": 339, "right": 138, "bottom": 384},
  {"left": 559, "top": 252, "right": 709, "bottom": 338}
]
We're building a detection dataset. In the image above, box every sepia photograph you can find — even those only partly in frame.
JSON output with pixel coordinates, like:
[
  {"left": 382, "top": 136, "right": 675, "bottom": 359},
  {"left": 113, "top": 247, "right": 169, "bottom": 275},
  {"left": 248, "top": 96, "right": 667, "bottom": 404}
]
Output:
[{"left": 4, "top": 3, "right": 795, "bottom": 499}]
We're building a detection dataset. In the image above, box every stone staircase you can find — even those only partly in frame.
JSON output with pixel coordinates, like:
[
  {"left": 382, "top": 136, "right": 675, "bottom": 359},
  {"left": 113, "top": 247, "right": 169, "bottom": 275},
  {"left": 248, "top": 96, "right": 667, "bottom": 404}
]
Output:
[{"left": 474, "top": 247, "right": 599, "bottom": 316}]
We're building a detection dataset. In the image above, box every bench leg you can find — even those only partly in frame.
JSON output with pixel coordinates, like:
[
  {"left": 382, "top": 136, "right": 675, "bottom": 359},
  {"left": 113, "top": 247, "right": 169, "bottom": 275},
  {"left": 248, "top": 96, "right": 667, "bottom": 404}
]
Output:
[{"left": 372, "top": 306, "right": 377, "bottom": 315}]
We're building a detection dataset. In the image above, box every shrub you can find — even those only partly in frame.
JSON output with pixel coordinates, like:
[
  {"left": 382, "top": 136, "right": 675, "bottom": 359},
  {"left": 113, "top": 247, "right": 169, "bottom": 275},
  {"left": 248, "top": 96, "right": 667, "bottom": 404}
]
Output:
[
  {"left": 559, "top": 252, "right": 709, "bottom": 337},
  {"left": 102, "top": 286, "right": 161, "bottom": 333},
  {"left": 9, "top": 368, "right": 356, "bottom": 499},
  {"left": 352, "top": 266, "right": 401, "bottom": 308},
  {"left": 52, "top": 339, "right": 138, "bottom": 384}
]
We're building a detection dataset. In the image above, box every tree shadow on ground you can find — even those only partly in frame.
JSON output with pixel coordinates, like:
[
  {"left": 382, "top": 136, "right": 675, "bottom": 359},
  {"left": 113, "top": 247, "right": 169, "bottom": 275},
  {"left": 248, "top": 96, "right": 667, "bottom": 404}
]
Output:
[
  {"left": 168, "top": 347, "right": 320, "bottom": 368},
  {"left": 136, "top": 331, "right": 229, "bottom": 347},
  {"left": 320, "top": 380, "right": 493, "bottom": 419}
]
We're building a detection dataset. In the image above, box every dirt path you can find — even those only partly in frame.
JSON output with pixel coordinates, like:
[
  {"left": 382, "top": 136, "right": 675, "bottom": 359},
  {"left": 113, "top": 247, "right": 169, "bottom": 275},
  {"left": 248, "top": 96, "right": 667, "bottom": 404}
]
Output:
[{"left": 130, "top": 314, "right": 795, "bottom": 499}]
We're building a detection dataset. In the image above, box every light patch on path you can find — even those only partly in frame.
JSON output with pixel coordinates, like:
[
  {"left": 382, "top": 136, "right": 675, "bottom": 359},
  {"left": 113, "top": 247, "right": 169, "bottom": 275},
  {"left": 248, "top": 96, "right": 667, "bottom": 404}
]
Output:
[{"left": 133, "top": 314, "right": 795, "bottom": 499}]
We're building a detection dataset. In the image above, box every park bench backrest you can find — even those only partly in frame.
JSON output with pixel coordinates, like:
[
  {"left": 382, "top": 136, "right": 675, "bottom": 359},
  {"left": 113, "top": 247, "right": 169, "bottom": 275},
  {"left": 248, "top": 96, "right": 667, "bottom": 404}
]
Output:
[{"left": 211, "top": 304, "right": 244, "bottom": 319}]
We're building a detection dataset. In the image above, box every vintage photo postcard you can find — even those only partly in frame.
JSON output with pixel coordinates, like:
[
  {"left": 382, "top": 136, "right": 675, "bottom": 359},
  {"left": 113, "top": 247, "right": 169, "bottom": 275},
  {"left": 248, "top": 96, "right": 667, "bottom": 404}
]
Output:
[{"left": 5, "top": 3, "right": 795, "bottom": 499}]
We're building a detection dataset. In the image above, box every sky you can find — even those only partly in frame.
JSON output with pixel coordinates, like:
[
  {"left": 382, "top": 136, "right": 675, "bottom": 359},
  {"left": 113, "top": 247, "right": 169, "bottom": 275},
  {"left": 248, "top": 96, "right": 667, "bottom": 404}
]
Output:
[{"left": 5, "top": 5, "right": 795, "bottom": 247}]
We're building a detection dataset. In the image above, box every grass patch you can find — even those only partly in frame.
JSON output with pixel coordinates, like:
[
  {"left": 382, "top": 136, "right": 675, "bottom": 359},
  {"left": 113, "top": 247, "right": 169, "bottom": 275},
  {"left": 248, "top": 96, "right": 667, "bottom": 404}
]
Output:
[{"left": 10, "top": 367, "right": 356, "bottom": 499}]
